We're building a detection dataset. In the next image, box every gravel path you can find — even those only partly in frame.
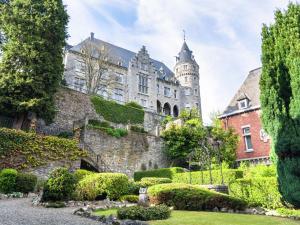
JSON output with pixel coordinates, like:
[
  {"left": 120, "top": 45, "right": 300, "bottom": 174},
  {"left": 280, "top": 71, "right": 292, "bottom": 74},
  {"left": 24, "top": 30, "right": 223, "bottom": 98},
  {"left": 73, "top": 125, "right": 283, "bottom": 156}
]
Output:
[{"left": 0, "top": 198, "right": 100, "bottom": 225}]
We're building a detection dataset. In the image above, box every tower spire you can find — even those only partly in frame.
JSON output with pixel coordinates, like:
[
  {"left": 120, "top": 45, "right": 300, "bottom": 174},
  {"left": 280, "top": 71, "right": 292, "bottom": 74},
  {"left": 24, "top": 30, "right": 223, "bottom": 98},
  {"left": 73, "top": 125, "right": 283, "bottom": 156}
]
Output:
[{"left": 183, "top": 29, "right": 186, "bottom": 42}]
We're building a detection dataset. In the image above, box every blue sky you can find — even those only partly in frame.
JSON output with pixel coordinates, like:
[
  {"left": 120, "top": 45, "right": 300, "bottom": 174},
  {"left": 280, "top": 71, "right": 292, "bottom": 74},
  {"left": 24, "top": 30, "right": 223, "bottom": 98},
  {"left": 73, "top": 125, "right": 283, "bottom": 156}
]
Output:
[{"left": 63, "top": 0, "right": 291, "bottom": 123}]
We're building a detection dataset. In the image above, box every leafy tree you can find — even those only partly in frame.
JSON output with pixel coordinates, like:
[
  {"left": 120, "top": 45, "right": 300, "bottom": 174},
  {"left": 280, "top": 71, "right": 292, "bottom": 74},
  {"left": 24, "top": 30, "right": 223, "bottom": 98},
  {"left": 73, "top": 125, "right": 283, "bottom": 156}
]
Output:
[
  {"left": 260, "top": 3, "right": 300, "bottom": 207},
  {"left": 0, "top": 0, "right": 69, "bottom": 128}
]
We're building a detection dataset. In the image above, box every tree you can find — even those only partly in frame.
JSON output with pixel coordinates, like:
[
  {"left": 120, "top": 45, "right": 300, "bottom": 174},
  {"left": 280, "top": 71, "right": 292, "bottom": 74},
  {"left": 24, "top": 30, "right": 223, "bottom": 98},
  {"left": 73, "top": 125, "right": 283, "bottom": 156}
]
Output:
[
  {"left": 260, "top": 3, "right": 300, "bottom": 207},
  {"left": 0, "top": 0, "right": 69, "bottom": 128},
  {"left": 74, "top": 40, "right": 117, "bottom": 95}
]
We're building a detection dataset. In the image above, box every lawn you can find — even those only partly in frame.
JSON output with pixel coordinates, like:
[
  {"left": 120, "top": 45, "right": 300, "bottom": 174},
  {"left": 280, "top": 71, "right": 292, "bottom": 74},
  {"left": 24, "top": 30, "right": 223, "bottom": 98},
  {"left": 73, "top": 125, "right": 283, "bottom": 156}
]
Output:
[{"left": 93, "top": 209, "right": 299, "bottom": 225}]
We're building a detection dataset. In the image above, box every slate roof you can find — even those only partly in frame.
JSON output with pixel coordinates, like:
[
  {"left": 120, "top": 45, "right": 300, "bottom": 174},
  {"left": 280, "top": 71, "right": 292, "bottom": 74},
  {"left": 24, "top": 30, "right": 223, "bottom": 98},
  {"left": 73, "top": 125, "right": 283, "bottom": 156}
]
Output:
[
  {"left": 69, "top": 37, "right": 174, "bottom": 79},
  {"left": 176, "top": 41, "right": 195, "bottom": 64},
  {"left": 220, "top": 67, "right": 262, "bottom": 118}
]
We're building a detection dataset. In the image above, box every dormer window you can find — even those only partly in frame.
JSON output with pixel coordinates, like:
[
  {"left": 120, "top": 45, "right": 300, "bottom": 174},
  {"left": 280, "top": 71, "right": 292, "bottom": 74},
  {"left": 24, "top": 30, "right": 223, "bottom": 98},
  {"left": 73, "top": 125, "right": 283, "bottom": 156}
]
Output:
[{"left": 238, "top": 99, "right": 248, "bottom": 109}]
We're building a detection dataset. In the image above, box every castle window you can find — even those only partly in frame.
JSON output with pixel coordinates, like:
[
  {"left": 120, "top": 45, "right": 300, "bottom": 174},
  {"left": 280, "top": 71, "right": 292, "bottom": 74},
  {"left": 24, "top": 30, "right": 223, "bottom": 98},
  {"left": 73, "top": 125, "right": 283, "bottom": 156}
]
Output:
[
  {"left": 242, "top": 126, "right": 253, "bottom": 152},
  {"left": 195, "top": 103, "right": 199, "bottom": 108},
  {"left": 113, "top": 88, "right": 123, "bottom": 102},
  {"left": 157, "top": 84, "right": 160, "bottom": 94},
  {"left": 115, "top": 73, "right": 123, "bottom": 84},
  {"left": 138, "top": 73, "right": 148, "bottom": 94},
  {"left": 194, "top": 89, "right": 198, "bottom": 95},
  {"left": 185, "top": 88, "right": 191, "bottom": 96},
  {"left": 185, "top": 76, "right": 188, "bottom": 83},
  {"left": 184, "top": 65, "right": 188, "bottom": 70},
  {"left": 194, "top": 76, "right": 196, "bottom": 80},
  {"left": 174, "top": 90, "right": 177, "bottom": 98},
  {"left": 164, "top": 87, "right": 171, "bottom": 97}
]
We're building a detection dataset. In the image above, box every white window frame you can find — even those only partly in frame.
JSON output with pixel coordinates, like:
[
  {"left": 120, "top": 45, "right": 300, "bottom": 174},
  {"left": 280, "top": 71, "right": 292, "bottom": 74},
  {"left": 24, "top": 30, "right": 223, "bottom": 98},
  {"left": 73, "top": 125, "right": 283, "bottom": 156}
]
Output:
[
  {"left": 238, "top": 99, "right": 248, "bottom": 109},
  {"left": 242, "top": 125, "right": 253, "bottom": 152}
]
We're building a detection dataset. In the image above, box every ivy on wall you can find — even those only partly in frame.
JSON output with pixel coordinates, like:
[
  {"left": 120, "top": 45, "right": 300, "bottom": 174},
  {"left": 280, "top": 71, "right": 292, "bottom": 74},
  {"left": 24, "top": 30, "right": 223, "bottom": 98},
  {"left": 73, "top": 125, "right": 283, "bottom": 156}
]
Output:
[
  {"left": 90, "top": 96, "right": 144, "bottom": 124},
  {"left": 0, "top": 128, "right": 87, "bottom": 169}
]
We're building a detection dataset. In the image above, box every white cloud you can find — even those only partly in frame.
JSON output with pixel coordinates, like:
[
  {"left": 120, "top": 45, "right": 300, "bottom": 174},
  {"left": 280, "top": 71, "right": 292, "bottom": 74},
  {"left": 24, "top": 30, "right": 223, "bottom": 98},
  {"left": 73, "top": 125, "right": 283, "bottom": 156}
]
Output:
[{"left": 63, "top": 0, "right": 291, "bottom": 123}]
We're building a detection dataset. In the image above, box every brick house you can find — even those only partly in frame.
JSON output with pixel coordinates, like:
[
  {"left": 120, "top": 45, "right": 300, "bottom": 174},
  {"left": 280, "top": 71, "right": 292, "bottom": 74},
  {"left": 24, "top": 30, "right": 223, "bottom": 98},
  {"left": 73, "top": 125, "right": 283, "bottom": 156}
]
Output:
[{"left": 219, "top": 68, "right": 271, "bottom": 165}]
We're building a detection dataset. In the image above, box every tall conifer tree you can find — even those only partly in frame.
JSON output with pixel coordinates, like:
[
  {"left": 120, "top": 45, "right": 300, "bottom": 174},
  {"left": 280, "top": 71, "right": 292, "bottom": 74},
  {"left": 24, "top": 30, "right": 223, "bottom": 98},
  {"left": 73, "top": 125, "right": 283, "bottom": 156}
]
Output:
[
  {"left": 260, "top": 3, "right": 300, "bottom": 207},
  {"left": 0, "top": 0, "right": 68, "bottom": 127}
]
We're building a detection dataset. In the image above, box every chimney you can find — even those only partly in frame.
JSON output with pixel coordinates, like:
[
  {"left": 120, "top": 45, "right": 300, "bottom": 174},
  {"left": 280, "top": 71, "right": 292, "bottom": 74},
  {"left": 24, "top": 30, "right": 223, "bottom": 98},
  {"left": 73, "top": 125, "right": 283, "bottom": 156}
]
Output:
[{"left": 90, "top": 32, "right": 95, "bottom": 41}]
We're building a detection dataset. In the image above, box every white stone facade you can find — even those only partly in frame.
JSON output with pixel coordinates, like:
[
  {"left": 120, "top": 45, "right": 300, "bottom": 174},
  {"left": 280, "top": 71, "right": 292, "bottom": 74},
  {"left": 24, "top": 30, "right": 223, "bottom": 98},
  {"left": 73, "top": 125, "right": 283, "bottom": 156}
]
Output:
[{"left": 63, "top": 34, "right": 202, "bottom": 118}]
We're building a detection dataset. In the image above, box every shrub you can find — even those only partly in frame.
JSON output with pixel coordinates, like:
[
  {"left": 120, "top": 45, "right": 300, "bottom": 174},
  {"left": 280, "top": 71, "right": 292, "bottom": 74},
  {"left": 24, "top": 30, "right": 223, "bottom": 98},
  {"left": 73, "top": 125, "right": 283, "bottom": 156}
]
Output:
[
  {"left": 130, "top": 126, "right": 147, "bottom": 133},
  {"left": 57, "top": 131, "right": 74, "bottom": 139},
  {"left": 125, "top": 101, "right": 143, "bottom": 110},
  {"left": 0, "top": 169, "right": 18, "bottom": 194},
  {"left": 140, "top": 177, "right": 172, "bottom": 187},
  {"left": 243, "top": 165, "right": 276, "bottom": 178},
  {"left": 277, "top": 208, "right": 300, "bottom": 217},
  {"left": 120, "top": 195, "right": 139, "bottom": 203},
  {"left": 15, "top": 173, "right": 37, "bottom": 194},
  {"left": 87, "top": 125, "right": 128, "bottom": 138},
  {"left": 75, "top": 173, "right": 129, "bottom": 200},
  {"left": 73, "top": 169, "right": 93, "bottom": 182},
  {"left": 91, "top": 96, "right": 144, "bottom": 124},
  {"left": 117, "top": 205, "right": 171, "bottom": 221},
  {"left": 172, "top": 169, "right": 244, "bottom": 185},
  {"left": 148, "top": 183, "right": 247, "bottom": 211},
  {"left": 42, "top": 168, "right": 76, "bottom": 202},
  {"left": 127, "top": 180, "right": 142, "bottom": 195},
  {"left": 229, "top": 177, "right": 283, "bottom": 209},
  {"left": 88, "top": 120, "right": 112, "bottom": 128},
  {"left": 134, "top": 167, "right": 184, "bottom": 181},
  {"left": 0, "top": 128, "right": 87, "bottom": 169},
  {"left": 35, "top": 178, "right": 46, "bottom": 192}
]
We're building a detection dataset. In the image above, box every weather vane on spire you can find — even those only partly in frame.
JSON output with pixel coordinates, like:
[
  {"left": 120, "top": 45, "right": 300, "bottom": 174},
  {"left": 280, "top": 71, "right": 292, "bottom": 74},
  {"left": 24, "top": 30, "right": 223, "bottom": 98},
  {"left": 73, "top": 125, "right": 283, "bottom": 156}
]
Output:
[{"left": 183, "top": 29, "right": 186, "bottom": 41}]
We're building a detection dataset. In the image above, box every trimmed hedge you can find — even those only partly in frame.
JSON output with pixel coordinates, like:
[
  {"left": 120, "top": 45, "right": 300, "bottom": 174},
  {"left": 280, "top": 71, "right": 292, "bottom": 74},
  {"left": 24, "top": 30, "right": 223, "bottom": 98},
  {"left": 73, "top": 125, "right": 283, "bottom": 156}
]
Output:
[
  {"left": 91, "top": 96, "right": 144, "bottom": 124},
  {"left": 139, "top": 177, "right": 172, "bottom": 187},
  {"left": 173, "top": 169, "right": 244, "bottom": 185},
  {"left": 120, "top": 194, "right": 139, "bottom": 203},
  {"left": 15, "top": 173, "right": 37, "bottom": 194},
  {"left": 134, "top": 167, "right": 184, "bottom": 181},
  {"left": 42, "top": 168, "right": 77, "bottom": 202},
  {"left": 148, "top": 183, "right": 247, "bottom": 211},
  {"left": 229, "top": 177, "right": 283, "bottom": 209},
  {"left": 75, "top": 173, "right": 129, "bottom": 200},
  {"left": 117, "top": 205, "right": 171, "bottom": 221},
  {"left": 0, "top": 128, "right": 87, "bottom": 169},
  {"left": 73, "top": 169, "right": 93, "bottom": 182},
  {"left": 0, "top": 169, "right": 18, "bottom": 194}
]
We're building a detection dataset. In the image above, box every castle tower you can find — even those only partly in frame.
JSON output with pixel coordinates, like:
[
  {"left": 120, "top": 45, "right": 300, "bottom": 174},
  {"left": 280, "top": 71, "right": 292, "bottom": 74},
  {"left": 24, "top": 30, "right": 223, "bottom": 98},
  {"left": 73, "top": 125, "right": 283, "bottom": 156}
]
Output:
[{"left": 174, "top": 40, "right": 202, "bottom": 118}]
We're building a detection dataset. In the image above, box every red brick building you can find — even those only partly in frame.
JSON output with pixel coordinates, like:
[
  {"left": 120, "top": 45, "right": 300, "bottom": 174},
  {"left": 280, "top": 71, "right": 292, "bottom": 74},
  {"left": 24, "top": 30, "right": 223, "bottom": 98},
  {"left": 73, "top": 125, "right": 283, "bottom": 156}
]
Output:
[{"left": 219, "top": 68, "right": 271, "bottom": 165}]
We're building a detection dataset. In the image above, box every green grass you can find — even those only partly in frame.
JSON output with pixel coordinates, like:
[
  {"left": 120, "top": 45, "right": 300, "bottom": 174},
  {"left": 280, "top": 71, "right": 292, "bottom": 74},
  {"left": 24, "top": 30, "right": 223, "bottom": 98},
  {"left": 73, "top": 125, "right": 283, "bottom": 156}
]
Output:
[{"left": 93, "top": 209, "right": 299, "bottom": 225}]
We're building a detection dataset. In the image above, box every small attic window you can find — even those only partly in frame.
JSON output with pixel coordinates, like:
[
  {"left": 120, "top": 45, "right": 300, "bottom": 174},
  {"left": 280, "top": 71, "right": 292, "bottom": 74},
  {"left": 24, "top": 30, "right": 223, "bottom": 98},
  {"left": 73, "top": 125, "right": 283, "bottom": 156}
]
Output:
[{"left": 238, "top": 99, "right": 249, "bottom": 110}]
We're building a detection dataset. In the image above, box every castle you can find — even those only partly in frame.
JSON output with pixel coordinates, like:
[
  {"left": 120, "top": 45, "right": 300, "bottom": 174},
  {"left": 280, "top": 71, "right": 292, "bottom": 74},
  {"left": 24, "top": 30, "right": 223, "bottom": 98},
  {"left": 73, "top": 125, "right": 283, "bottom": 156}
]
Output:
[{"left": 63, "top": 33, "right": 202, "bottom": 118}]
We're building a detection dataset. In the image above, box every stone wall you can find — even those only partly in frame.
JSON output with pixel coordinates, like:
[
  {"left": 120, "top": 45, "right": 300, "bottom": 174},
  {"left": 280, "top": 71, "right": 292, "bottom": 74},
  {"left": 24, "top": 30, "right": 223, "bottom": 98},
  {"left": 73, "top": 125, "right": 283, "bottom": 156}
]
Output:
[{"left": 83, "top": 128, "right": 168, "bottom": 176}]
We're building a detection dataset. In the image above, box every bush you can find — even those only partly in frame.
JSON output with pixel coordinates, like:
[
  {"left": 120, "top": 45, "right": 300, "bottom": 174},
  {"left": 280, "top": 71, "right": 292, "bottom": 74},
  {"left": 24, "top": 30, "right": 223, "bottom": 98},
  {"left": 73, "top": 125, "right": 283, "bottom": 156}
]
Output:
[
  {"left": 125, "top": 101, "right": 143, "bottom": 110},
  {"left": 134, "top": 167, "right": 184, "bottom": 181},
  {"left": 173, "top": 169, "right": 244, "bottom": 185},
  {"left": 127, "top": 180, "right": 142, "bottom": 195},
  {"left": 139, "top": 177, "right": 172, "bottom": 187},
  {"left": 243, "top": 165, "right": 276, "bottom": 178},
  {"left": 277, "top": 208, "right": 300, "bottom": 217},
  {"left": 15, "top": 173, "right": 37, "bottom": 194},
  {"left": 57, "top": 131, "right": 74, "bottom": 139},
  {"left": 229, "top": 177, "right": 283, "bottom": 209},
  {"left": 42, "top": 168, "right": 76, "bottom": 202},
  {"left": 75, "top": 173, "right": 129, "bottom": 200},
  {"left": 73, "top": 169, "right": 93, "bottom": 182},
  {"left": 0, "top": 128, "right": 87, "bottom": 169},
  {"left": 0, "top": 169, "right": 18, "bottom": 194},
  {"left": 88, "top": 120, "right": 112, "bottom": 128},
  {"left": 91, "top": 96, "right": 144, "bottom": 124},
  {"left": 117, "top": 205, "right": 171, "bottom": 221},
  {"left": 130, "top": 126, "right": 147, "bottom": 133},
  {"left": 120, "top": 195, "right": 139, "bottom": 203},
  {"left": 148, "top": 183, "right": 247, "bottom": 211}
]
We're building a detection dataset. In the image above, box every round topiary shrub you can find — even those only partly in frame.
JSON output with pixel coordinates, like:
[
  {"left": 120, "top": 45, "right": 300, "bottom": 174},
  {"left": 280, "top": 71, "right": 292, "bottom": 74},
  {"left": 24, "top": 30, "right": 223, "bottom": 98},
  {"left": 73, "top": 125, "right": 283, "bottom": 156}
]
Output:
[
  {"left": 139, "top": 177, "right": 172, "bottom": 187},
  {"left": 42, "top": 168, "right": 76, "bottom": 202},
  {"left": 0, "top": 169, "right": 18, "bottom": 194},
  {"left": 117, "top": 205, "right": 171, "bottom": 221},
  {"left": 15, "top": 173, "right": 37, "bottom": 194},
  {"left": 148, "top": 183, "right": 247, "bottom": 211},
  {"left": 75, "top": 173, "right": 129, "bottom": 201}
]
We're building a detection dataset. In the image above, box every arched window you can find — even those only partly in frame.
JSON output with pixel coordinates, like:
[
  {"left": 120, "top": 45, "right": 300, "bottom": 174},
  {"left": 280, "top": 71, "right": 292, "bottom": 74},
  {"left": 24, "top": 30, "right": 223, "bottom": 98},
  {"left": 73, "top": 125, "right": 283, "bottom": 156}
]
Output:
[
  {"left": 163, "top": 103, "right": 171, "bottom": 116},
  {"left": 157, "top": 100, "right": 162, "bottom": 114},
  {"left": 173, "top": 105, "right": 179, "bottom": 117}
]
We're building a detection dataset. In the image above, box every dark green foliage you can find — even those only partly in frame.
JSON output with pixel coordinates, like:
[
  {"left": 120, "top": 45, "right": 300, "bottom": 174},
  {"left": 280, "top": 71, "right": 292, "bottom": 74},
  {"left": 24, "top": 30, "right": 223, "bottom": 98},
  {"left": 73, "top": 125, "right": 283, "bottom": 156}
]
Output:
[
  {"left": 124, "top": 101, "right": 143, "bottom": 110},
  {"left": 134, "top": 167, "right": 184, "bottom": 181},
  {"left": 0, "top": 128, "right": 87, "bottom": 169},
  {"left": 229, "top": 177, "right": 283, "bottom": 209},
  {"left": 260, "top": 3, "right": 300, "bottom": 207},
  {"left": 126, "top": 180, "right": 142, "bottom": 195},
  {"left": 15, "top": 173, "right": 37, "bottom": 194},
  {"left": 130, "top": 125, "right": 147, "bottom": 133},
  {"left": 139, "top": 177, "right": 172, "bottom": 187},
  {"left": 119, "top": 194, "right": 139, "bottom": 203},
  {"left": 117, "top": 205, "right": 171, "bottom": 221},
  {"left": 57, "top": 131, "right": 74, "bottom": 139},
  {"left": 148, "top": 183, "right": 247, "bottom": 211},
  {"left": 91, "top": 96, "right": 144, "bottom": 124},
  {"left": 75, "top": 173, "right": 129, "bottom": 200},
  {"left": 42, "top": 168, "right": 76, "bottom": 202},
  {"left": 0, "top": 0, "right": 69, "bottom": 122},
  {"left": 172, "top": 169, "right": 243, "bottom": 185},
  {"left": 87, "top": 119, "right": 128, "bottom": 138},
  {"left": 88, "top": 120, "right": 111, "bottom": 128},
  {"left": 0, "top": 169, "right": 18, "bottom": 193}
]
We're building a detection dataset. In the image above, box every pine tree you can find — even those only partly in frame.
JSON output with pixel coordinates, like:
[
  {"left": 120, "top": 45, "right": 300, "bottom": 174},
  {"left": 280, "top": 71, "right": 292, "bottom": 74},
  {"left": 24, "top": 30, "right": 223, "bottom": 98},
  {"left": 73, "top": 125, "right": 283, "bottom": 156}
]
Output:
[
  {"left": 260, "top": 3, "right": 300, "bottom": 207},
  {"left": 0, "top": 0, "right": 69, "bottom": 128}
]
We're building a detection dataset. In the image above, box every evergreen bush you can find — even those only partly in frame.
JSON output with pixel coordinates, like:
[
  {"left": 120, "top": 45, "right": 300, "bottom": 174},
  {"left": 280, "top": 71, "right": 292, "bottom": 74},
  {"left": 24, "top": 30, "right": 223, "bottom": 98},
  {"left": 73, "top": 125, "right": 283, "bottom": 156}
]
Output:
[
  {"left": 0, "top": 169, "right": 18, "bottom": 194},
  {"left": 73, "top": 169, "right": 93, "bottom": 182},
  {"left": 117, "top": 205, "right": 171, "bottom": 221},
  {"left": 15, "top": 173, "right": 37, "bottom": 194},
  {"left": 148, "top": 183, "right": 247, "bottom": 211},
  {"left": 119, "top": 195, "right": 139, "bottom": 203},
  {"left": 139, "top": 177, "right": 172, "bottom": 187},
  {"left": 130, "top": 125, "right": 147, "bottom": 133},
  {"left": 124, "top": 101, "right": 143, "bottom": 110},
  {"left": 134, "top": 167, "right": 184, "bottom": 181}
]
